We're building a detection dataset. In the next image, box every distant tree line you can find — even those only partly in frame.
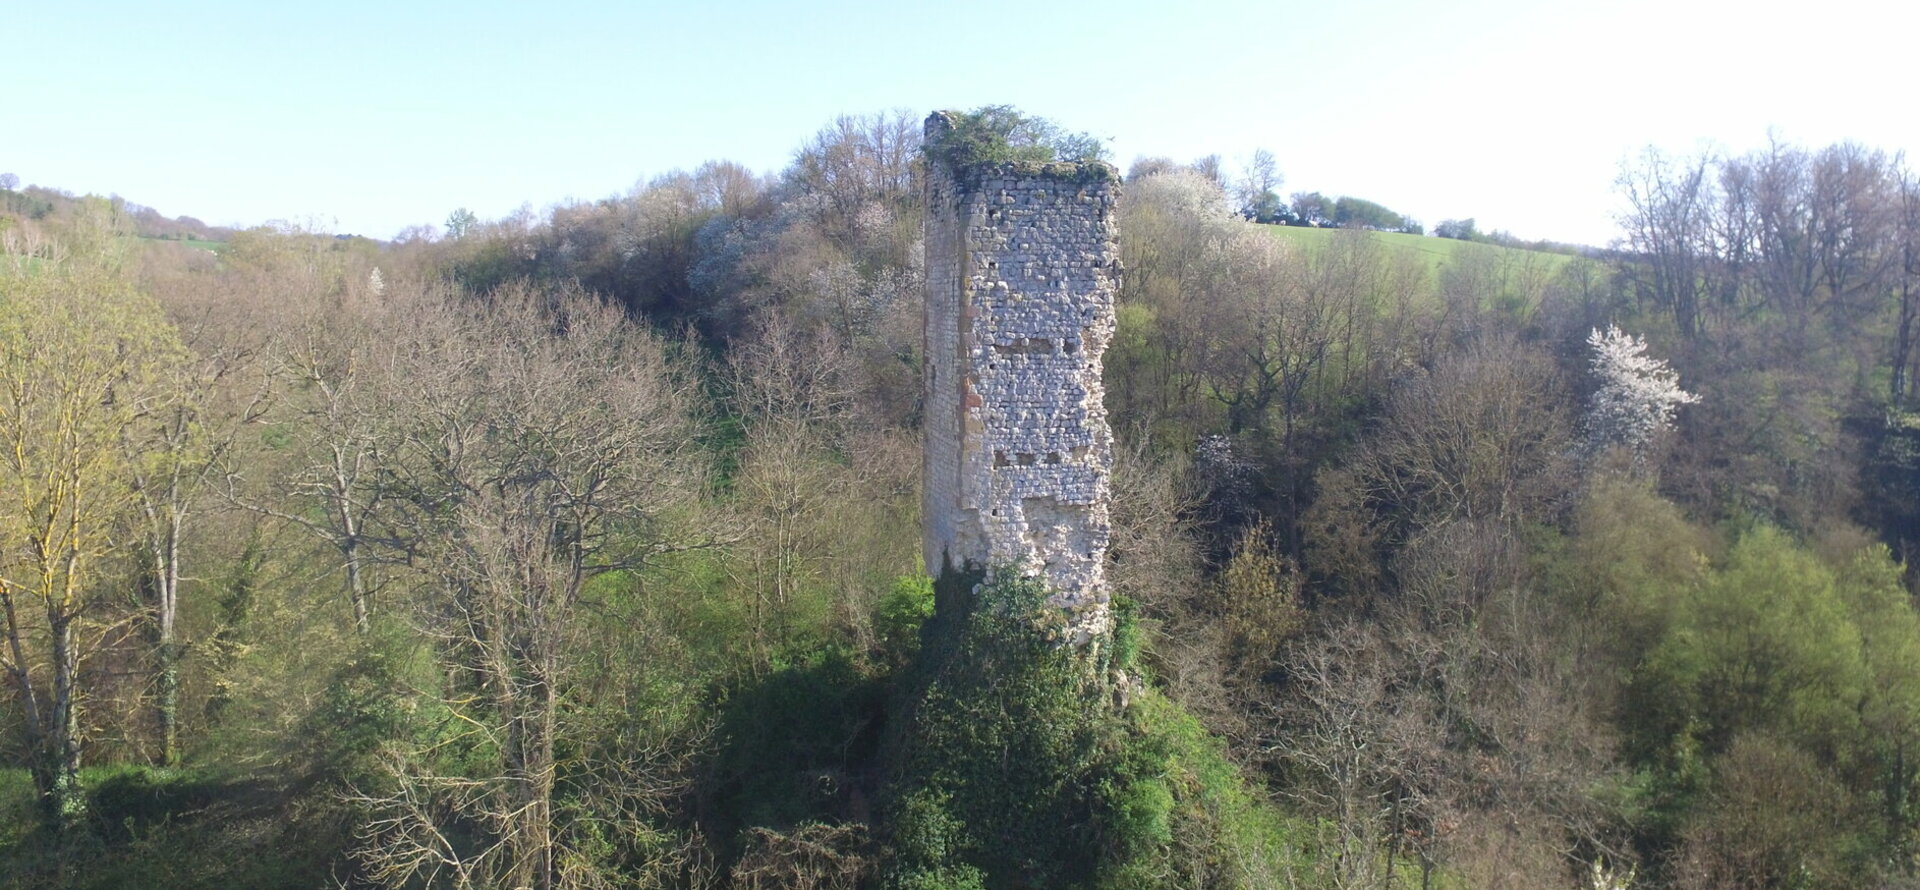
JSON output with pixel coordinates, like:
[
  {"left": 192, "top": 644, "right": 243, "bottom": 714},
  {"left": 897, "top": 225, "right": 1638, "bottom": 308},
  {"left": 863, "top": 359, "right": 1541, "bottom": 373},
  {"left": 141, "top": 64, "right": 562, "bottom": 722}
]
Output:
[
  {"left": 0, "top": 179, "right": 233, "bottom": 243},
  {"left": 1129, "top": 151, "right": 1425, "bottom": 233}
]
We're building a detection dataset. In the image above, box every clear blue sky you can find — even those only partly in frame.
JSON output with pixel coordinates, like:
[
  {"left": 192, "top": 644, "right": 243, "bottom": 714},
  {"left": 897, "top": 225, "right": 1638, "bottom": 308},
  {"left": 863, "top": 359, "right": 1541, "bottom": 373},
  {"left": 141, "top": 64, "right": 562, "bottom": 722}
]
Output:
[{"left": 11, "top": 0, "right": 1917, "bottom": 246}]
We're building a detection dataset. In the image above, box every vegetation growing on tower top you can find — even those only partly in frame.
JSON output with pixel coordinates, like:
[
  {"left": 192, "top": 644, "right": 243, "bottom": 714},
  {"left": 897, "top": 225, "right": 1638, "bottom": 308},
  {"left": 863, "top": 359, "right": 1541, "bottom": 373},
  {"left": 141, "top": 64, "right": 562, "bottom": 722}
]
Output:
[{"left": 925, "top": 105, "right": 1113, "bottom": 178}]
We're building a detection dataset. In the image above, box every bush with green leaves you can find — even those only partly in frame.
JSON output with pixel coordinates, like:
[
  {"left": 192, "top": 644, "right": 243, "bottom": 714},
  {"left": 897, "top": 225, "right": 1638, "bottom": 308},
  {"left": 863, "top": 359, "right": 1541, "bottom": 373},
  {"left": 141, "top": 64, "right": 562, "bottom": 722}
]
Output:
[
  {"left": 924, "top": 106, "right": 1109, "bottom": 170},
  {"left": 874, "top": 574, "right": 936, "bottom": 666},
  {"left": 1562, "top": 487, "right": 1920, "bottom": 884},
  {"left": 883, "top": 571, "right": 1300, "bottom": 889}
]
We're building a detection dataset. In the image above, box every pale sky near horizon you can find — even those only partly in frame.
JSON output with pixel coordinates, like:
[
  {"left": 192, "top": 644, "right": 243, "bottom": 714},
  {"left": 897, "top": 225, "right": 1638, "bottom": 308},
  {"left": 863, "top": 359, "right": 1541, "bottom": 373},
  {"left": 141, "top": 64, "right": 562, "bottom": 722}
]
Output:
[{"left": 10, "top": 0, "right": 1917, "bottom": 247}]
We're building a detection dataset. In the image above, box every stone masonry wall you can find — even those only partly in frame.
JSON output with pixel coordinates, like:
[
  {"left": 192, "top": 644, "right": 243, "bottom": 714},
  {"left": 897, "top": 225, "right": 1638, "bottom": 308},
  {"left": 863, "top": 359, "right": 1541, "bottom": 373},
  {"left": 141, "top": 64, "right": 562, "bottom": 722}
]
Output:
[{"left": 922, "top": 112, "right": 1121, "bottom": 644}]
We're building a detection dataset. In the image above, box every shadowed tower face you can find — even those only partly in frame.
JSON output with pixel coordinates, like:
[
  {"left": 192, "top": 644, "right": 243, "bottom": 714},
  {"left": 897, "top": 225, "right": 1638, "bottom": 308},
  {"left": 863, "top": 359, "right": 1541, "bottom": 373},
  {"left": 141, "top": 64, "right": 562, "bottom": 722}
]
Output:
[{"left": 920, "top": 111, "right": 1122, "bottom": 644}]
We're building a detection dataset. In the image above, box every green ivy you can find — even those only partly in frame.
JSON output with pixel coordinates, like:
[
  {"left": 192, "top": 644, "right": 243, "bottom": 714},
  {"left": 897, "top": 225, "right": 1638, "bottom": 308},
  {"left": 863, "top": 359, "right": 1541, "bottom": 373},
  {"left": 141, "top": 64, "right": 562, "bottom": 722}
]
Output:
[{"left": 882, "top": 571, "right": 1302, "bottom": 888}]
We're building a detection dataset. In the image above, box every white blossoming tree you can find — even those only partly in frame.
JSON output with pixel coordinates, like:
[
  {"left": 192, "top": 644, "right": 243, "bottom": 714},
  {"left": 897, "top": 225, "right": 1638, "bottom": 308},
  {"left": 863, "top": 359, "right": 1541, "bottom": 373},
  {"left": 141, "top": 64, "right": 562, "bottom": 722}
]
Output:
[{"left": 1586, "top": 324, "right": 1699, "bottom": 459}]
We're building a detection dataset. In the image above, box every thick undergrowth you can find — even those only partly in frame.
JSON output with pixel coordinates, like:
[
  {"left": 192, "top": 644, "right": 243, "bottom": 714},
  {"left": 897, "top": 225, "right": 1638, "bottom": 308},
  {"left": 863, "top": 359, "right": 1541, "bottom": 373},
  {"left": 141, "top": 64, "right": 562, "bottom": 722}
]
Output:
[{"left": 882, "top": 570, "right": 1303, "bottom": 889}]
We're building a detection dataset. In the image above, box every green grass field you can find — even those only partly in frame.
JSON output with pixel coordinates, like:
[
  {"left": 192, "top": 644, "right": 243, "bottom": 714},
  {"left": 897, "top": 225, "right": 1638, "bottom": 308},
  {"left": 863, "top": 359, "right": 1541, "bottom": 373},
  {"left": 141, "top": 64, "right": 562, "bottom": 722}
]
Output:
[
  {"left": 1263, "top": 223, "right": 1579, "bottom": 286},
  {"left": 137, "top": 235, "right": 225, "bottom": 253}
]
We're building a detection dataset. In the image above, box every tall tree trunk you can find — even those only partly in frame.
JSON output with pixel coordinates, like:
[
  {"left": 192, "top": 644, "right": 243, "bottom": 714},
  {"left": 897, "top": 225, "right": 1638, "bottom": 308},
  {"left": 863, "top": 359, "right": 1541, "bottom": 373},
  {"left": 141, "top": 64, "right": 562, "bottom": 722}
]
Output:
[
  {"left": 1, "top": 592, "right": 51, "bottom": 814},
  {"left": 334, "top": 436, "right": 373, "bottom": 635},
  {"left": 47, "top": 612, "right": 84, "bottom": 829},
  {"left": 529, "top": 681, "right": 557, "bottom": 890},
  {"left": 146, "top": 507, "right": 184, "bottom": 766},
  {"left": 345, "top": 541, "right": 370, "bottom": 634},
  {"left": 157, "top": 633, "right": 180, "bottom": 767},
  {"left": 345, "top": 548, "right": 366, "bottom": 632},
  {"left": 1895, "top": 276, "right": 1914, "bottom": 404},
  {"left": 502, "top": 664, "right": 557, "bottom": 890},
  {"left": 1896, "top": 186, "right": 1918, "bottom": 405}
]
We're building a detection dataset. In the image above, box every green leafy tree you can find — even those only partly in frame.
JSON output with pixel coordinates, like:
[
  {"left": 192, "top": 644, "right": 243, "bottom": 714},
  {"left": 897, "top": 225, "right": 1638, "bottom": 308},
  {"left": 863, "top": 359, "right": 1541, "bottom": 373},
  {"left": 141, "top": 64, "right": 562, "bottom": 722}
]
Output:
[
  {"left": 1592, "top": 518, "right": 1920, "bottom": 878},
  {"left": 1288, "top": 191, "right": 1330, "bottom": 226},
  {"left": 444, "top": 206, "right": 478, "bottom": 239},
  {"left": 1331, "top": 196, "right": 1405, "bottom": 230},
  {"left": 0, "top": 220, "right": 188, "bottom": 826},
  {"left": 1622, "top": 527, "right": 1882, "bottom": 762}
]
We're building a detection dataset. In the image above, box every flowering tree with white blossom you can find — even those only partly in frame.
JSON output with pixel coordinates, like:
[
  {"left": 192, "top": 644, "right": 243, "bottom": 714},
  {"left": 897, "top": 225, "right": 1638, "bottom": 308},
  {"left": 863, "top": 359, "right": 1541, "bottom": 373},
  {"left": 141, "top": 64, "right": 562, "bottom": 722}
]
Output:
[{"left": 1585, "top": 324, "right": 1699, "bottom": 460}]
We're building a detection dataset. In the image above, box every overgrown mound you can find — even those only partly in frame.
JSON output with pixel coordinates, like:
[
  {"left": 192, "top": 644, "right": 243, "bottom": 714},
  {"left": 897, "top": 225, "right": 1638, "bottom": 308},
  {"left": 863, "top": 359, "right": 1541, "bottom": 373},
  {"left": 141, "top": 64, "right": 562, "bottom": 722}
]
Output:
[{"left": 882, "top": 571, "right": 1298, "bottom": 889}]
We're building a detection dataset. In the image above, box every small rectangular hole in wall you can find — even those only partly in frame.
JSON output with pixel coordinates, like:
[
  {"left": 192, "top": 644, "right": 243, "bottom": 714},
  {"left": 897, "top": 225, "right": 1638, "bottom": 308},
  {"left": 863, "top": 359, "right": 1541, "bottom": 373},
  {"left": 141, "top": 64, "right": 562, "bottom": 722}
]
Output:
[
  {"left": 993, "top": 338, "right": 1055, "bottom": 357},
  {"left": 994, "top": 450, "right": 1010, "bottom": 467},
  {"left": 1016, "top": 453, "right": 1037, "bottom": 466},
  {"left": 1045, "top": 452, "right": 1062, "bottom": 465},
  {"left": 1062, "top": 340, "right": 1078, "bottom": 354}
]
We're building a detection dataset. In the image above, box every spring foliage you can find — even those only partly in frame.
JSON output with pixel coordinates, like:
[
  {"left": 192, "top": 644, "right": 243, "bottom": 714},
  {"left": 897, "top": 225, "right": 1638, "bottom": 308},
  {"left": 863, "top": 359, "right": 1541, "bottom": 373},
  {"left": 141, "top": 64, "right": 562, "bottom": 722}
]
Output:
[
  {"left": 11, "top": 115, "right": 1920, "bottom": 890},
  {"left": 885, "top": 573, "right": 1298, "bottom": 889}
]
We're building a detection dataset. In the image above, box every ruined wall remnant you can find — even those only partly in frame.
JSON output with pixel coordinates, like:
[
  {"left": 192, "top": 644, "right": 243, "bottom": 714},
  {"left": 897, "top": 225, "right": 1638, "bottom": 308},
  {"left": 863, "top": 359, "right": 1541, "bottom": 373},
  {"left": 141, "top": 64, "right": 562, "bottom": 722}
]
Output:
[{"left": 921, "top": 111, "right": 1121, "bottom": 644}]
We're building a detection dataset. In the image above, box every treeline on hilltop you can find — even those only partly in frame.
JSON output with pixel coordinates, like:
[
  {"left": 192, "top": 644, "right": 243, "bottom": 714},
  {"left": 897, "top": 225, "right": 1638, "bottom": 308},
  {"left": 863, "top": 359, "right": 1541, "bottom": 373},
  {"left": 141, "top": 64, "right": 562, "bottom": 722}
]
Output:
[
  {"left": 1142, "top": 149, "right": 1568, "bottom": 251},
  {"left": 4, "top": 109, "right": 1920, "bottom": 888},
  {"left": 0, "top": 174, "right": 235, "bottom": 244}
]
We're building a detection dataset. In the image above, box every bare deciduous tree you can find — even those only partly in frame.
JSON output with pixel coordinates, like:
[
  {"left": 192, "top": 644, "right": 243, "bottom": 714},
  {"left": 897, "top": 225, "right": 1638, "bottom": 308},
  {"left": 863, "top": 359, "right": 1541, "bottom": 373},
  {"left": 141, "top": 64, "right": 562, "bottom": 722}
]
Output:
[
  {"left": 351, "top": 283, "right": 704, "bottom": 890},
  {"left": 1235, "top": 148, "right": 1282, "bottom": 221},
  {"left": 246, "top": 310, "right": 400, "bottom": 634},
  {"left": 725, "top": 314, "right": 858, "bottom": 668},
  {"left": 1618, "top": 148, "right": 1713, "bottom": 339},
  {"left": 122, "top": 339, "right": 265, "bottom": 764}
]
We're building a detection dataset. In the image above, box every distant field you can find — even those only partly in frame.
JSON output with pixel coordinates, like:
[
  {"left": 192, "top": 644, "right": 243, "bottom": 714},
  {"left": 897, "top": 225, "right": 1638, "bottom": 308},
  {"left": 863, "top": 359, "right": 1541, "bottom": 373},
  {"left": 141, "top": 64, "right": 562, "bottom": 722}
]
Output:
[
  {"left": 1263, "top": 224, "right": 1578, "bottom": 286},
  {"left": 138, "top": 235, "right": 226, "bottom": 253}
]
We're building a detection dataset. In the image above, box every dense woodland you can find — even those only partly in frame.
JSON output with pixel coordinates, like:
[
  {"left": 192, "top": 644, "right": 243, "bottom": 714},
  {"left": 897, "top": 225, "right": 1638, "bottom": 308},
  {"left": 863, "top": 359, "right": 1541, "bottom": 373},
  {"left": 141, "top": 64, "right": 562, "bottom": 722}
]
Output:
[{"left": 5, "top": 108, "right": 1920, "bottom": 889}]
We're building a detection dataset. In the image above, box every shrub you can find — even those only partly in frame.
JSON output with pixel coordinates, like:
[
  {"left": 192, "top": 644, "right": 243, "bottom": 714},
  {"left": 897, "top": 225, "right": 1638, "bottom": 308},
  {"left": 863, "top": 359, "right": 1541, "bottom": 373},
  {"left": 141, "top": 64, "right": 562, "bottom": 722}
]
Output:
[{"left": 883, "top": 571, "right": 1301, "bottom": 888}]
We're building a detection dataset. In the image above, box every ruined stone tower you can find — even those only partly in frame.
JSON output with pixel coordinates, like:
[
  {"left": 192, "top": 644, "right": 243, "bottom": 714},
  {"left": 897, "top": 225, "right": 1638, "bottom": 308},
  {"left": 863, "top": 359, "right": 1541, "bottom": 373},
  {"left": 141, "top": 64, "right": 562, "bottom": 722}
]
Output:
[{"left": 921, "top": 111, "right": 1121, "bottom": 643}]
